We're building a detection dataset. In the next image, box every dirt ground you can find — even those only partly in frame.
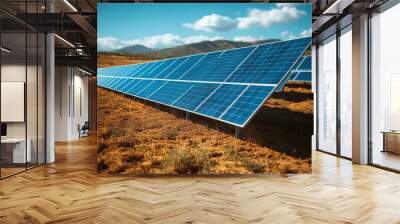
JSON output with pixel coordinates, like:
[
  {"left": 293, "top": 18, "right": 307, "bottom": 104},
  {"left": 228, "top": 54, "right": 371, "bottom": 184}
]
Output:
[{"left": 97, "top": 82, "right": 313, "bottom": 175}]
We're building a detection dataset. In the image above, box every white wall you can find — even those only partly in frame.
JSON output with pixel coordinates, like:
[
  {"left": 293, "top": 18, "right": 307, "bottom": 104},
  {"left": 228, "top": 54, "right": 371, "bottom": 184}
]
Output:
[{"left": 55, "top": 67, "right": 89, "bottom": 141}]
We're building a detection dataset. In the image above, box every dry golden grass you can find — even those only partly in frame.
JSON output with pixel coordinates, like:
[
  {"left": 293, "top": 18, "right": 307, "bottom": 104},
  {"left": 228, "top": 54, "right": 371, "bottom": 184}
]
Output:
[
  {"left": 97, "top": 82, "right": 312, "bottom": 175},
  {"left": 97, "top": 54, "right": 154, "bottom": 68}
]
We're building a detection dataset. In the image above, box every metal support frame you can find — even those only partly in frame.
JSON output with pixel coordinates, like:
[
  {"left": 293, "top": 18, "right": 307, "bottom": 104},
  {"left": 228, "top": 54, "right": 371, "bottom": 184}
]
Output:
[
  {"left": 336, "top": 23, "right": 342, "bottom": 157},
  {"left": 185, "top": 112, "right": 190, "bottom": 121},
  {"left": 235, "top": 127, "right": 242, "bottom": 139}
]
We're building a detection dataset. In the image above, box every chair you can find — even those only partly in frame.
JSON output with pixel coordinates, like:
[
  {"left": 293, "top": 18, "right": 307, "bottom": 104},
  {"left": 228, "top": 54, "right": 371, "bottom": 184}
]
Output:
[{"left": 79, "top": 121, "right": 90, "bottom": 138}]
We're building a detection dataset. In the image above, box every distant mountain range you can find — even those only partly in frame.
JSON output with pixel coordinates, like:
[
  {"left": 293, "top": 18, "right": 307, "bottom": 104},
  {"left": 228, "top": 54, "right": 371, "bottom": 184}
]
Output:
[
  {"left": 110, "top": 45, "right": 155, "bottom": 54},
  {"left": 101, "top": 39, "right": 281, "bottom": 59}
]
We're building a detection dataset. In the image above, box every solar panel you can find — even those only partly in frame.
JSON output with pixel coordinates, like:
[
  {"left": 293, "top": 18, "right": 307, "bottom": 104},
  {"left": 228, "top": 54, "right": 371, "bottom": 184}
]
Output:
[
  {"left": 297, "top": 56, "right": 311, "bottom": 70},
  {"left": 288, "top": 55, "right": 311, "bottom": 82},
  {"left": 226, "top": 38, "right": 310, "bottom": 84},
  {"left": 220, "top": 86, "right": 274, "bottom": 126},
  {"left": 137, "top": 80, "right": 167, "bottom": 98},
  {"left": 179, "top": 52, "right": 223, "bottom": 81},
  {"left": 173, "top": 83, "right": 219, "bottom": 111},
  {"left": 98, "top": 37, "right": 311, "bottom": 127},
  {"left": 195, "top": 84, "right": 247, "bottom": 118},
  {"left": 293, "top": 71, "right": 312, "bottom": 81},
  {"left": 127, "top": 79, "right": 153, "bottom": 95},
  {"left": 149, "top": 81, "right": 194, "bottom": 105},
  {"left": 156, "top": 57, "right": 188, "bottom": 79},
  {"left": 164, "top": 54, "right": 204, "bottom": 79}
]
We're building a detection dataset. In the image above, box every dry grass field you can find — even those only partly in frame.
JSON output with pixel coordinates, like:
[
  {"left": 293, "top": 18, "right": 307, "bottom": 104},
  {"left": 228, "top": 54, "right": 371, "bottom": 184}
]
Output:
[
  {"left": 97, "top": 54, "right": 154, "bottom": 68},
  {"left": 97, "top": 82, "right": 313, "bottom": 175}
]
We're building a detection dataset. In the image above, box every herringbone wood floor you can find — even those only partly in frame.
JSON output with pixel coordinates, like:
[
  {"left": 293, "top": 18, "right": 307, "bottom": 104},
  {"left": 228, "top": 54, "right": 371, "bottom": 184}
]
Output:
[{"left": 1, "top": 136, "right": 400, "bottom": 224}]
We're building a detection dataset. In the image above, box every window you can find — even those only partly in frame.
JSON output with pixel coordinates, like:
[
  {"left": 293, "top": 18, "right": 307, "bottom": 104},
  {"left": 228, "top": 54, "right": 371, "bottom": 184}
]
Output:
[
  {"left": 370, "top": 3, "right": 400, "bottom": 171},
  {"left": 339, "top": 26, "right": 352, "bottom": 158},
  {"left": 317, "top": 35, "right": 337, "bottom": 154}
]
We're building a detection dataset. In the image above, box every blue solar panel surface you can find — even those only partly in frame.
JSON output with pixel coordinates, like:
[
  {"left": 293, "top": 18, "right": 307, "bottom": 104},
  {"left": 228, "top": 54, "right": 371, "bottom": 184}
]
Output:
[
  {"left": 226, "top": 38, "right": 310, "bottom": 84},
  {"left": 221, "top": 86, "right": 274, "bottom": 126},
  {"left": 195, "top": 84, "right": 247, "bottom": 118},
  {"left": 288, "top": 55, "right": 311, "bottom": 82},
  {"left": 97, "top": 37, "right": 311, "bottom": 127},
  {"left": 173, "top": 83, "right": 220, "bottom": 111}
]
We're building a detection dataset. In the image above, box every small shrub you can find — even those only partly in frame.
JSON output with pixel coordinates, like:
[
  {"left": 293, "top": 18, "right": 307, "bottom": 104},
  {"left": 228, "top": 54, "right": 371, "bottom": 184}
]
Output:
[
  {"left": 224, "top": 145, "right": 265, "bottom": 173},
  {"left": 98, "top": 127, "right": 112, "bottom": 140},
  {"left": 210, "top": 151, "right": 223, "bottom": 157},
  {"left": 160, "top": 128, "right": 178, "bottom": 140},
  {"left": 117, "top": 137, "right": 138, "bottom": 148},
  {"left": 162, "top": 148, "right": 210, "bottom": 174},
  {"left": 123, "top": 152, "right": 144, "bottom": 163}
]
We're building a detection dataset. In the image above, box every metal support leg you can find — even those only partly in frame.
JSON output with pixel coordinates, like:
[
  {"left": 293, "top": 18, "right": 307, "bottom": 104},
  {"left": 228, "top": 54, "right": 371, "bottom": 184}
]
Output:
[
  {"left": 185, "top": 112, "right": 190, "bottom": 120},
  {"left": 235, "top": 127, "right": 242, "bottom": 139}
]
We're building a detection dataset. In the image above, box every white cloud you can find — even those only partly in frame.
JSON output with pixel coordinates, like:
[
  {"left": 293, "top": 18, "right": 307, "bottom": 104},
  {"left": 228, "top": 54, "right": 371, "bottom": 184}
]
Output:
[
  {"left": 233, "top": 36, "right": 263, "bottom": 42},
  {"left": 183, "top": 14, "right": 237, "bottom": 32},
  {"left": 97, "top": 33, "right": 226, "bottom": 51},
  {"left": 183, "top": 5, "right": 306, "bottom": 32},
  {"left": 280, "top": 28, "right": 312, "bottom": 40},
  {"left": 281, "top": 31, "right": 290, "bottom": 37},
  {"left": 97, "top": 37, "right": 124, "bottom": 51},
  {"left": 237, "top": 6, "right": 306, "bottom": 29},
  {"left": 299, "top": 28, "right": 312, "bottom": 37}
]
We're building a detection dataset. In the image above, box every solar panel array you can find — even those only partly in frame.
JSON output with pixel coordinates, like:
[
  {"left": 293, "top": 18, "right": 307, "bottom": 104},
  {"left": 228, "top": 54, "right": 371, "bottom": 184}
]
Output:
[
  {"left": 288, "top": 55, "right": 311, "bottom": 81},
  {"left": 98, "top": 37, "right": 311, "bottom": 127}
]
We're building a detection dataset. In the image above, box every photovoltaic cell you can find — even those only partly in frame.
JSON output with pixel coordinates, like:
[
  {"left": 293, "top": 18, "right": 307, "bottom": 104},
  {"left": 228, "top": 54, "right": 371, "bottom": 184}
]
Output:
[
  {"left": 135, "top": 62, "right": 159, "bottom": 77},
  {"left": 140, "top": 59, "right": 174, "bottom": 78},
  {"left": 114, "top": 78, "right": 131, "bottom": 90},
  {"left": 298, "top": 56, "right": 311, "bottom": 70},
  {"left": 109, "top": 78, "right": 125, "bottom": 89},
  {"left": 179, "top": 52, "right": 223, "bottom": 81},
  {"left": 136, "top": 80, "right": 167, "bottom": 98},
  {"left": 195, "top": 84, "right": 247, "bottom": 118},
  {"left": 289, "top": 71, "right": 299, "bottom": 80},
  {"left": 150, "top": 58, "right": 177, "bottom": 78},
  {"left": 127, "top": 63, "right": 148, "bottom": 77},
  {"left": 172, "top": 83, "right": 220, "bottom": 111},
  {"left": 127, "top": 79, "right": 153, "bottom": 96},
  {"left": 207, "top": 46, "right": 256, "bottom": 82},
  {"left": 165, "top": 54, "right": 204, "bottom": 79},
  {"left": 156, "top": 57, "right": 188, "bottom": 79},
  {"left": 120, "top": 79, "right": 139, "bottom": 93},
  {"left": 220, "top": 86, "right": 274, "bottom": 126},
  {"left": 294, "top": 71, "right": 311, "bottom": 81},
  {"left": 288, "top": 56, "right": 311, "bottom": 82},
  {"left": 148, "top": 81, "right": 194, "bottom": 105}
]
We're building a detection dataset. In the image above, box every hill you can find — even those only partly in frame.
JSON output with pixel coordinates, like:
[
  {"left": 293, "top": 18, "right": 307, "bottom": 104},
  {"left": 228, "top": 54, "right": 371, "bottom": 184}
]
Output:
[
  {"left": 111, "top": 44, "right": 154, "bottom": 55},
  {"left": 100, "top": 39, "right": 281, "bottom": 60},
  {"left": 141, "top": 39, "right": 280, "bottom": 58}
]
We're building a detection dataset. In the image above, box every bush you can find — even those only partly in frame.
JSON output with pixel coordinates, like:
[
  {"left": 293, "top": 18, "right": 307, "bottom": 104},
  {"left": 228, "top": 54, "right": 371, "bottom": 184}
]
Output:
[
  {"left": 161, "top": 128, "right": 178, "bottom": 140},
  {"left": 123, "top": 151, "right": 144, "bottom": 163},
  {"left": 224, "top": 145, "right": 265, "bottom": 173},
  {"left": 162, "top": 148, "right": 210, "bottom": 174},
  {"left": 98, "top": 127, "right": 112, "bottom": 140}
]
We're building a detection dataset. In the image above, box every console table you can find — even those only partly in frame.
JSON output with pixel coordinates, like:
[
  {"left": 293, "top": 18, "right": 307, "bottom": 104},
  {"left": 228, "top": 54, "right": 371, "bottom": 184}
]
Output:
[
  {"left": 1, "top": 138, "right": 32, "bottom": 164},
  {"left": 382, "top": 131, "right": 400, "bottom": 154}
]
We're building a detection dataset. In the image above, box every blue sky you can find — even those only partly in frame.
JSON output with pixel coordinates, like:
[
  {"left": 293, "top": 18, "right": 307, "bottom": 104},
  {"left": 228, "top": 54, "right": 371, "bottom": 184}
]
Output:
[{"left": 98, "top": 3, "right": 311, "bottom": 51}]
